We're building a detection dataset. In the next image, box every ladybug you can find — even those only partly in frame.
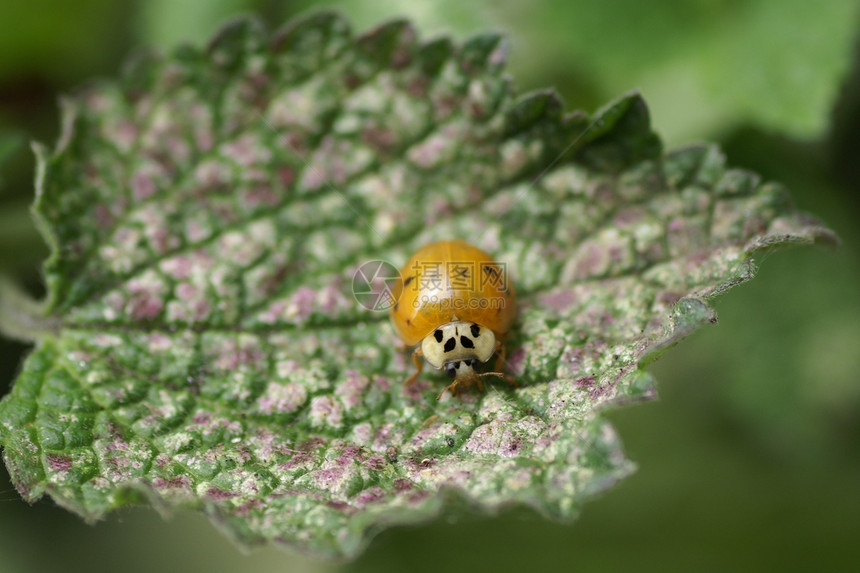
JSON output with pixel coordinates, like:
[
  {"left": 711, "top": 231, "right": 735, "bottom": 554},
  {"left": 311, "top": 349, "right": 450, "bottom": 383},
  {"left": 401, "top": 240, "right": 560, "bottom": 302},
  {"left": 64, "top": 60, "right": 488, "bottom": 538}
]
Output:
[{"left": 390, "top": 240, "right": 517, "bottom": 399}]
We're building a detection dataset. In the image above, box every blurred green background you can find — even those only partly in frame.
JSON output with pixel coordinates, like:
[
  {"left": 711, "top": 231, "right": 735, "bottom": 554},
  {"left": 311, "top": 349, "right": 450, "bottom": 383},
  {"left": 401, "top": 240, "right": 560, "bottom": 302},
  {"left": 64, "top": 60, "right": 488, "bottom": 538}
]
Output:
[{"left": 1, "top": 1, "right": 859, "bottom": 571}]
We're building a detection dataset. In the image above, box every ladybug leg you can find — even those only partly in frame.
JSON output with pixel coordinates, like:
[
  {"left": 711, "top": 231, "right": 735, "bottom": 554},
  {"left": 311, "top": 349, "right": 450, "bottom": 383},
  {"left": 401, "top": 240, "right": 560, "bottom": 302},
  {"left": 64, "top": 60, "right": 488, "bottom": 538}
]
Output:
[
  {"left": 437, "top": 380, "right": 459, "bottom": 401},
  {"left": 404, "top": 347, "right": 424, "bottom": 387},
  {"left": 479, "top": 371, "right": 518, "bottom": 388}
]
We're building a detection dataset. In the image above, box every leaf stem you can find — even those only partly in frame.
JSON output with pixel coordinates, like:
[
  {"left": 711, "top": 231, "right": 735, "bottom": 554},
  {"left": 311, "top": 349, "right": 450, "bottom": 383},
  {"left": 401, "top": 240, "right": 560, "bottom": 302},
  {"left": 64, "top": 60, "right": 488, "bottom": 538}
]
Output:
[{"left": 0, "top": 275, "right": 56, "bottom": 342}]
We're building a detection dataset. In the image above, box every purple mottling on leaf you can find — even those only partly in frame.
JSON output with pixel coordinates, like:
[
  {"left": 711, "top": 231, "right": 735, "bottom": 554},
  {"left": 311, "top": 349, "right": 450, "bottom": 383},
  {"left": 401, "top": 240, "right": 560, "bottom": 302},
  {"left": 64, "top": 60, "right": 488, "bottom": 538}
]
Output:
[
  {"left": 370, "top": 423, "right": 398, "bottom": 453},
  {"left": 277, "top": 166, "right": 295, "bottom": 187},
  {"left": 335, "top": 370, "right": 370, "bottom": 409},
  {"left": 402, "top": 377, "right": 431, "bottom": 401},
  {"left": 506, "top": 346, "right": 526, "bottom": 375},
  {"left": 373, "top": 375, "right": 390, "bottom": 392},
  {"left": 280, "top": 132, "right": 308, "bottom": 156},
  {"left": 206, "top": 487, "right": 240, "bottom": 500},
  {"left": 105, "top": 439, "right": 130, "bottom": 453},
  {"left": 407, "top": 131, "right": 450, "bottom": 169},
  {"left": 234, "top": 445, "right": 252, "bottom": 464},
  {"left": 613, "top": 205, "right": 647, "bottom": 226},
  {"left": 161, "top": 249, "right": 216, "bottom": 280},
  {"left": 242, "top": 186, "right": 279, "bottom": 208},
  {"left": 186, "top": 219, "right": 211, "bottom": 243},
  {"left": 280, "top": 449, "right": 313, "bottom": 472},
  {"left": 743, "top": 216, "right": 768, "bottom": 238},
  {"left": 130, "top": 169, "right": 157, "bottom": 200},
  {"left": 406, "top": 490, "right": 431, "bottom": 504},
  {"left": 657, "top": 290, "right": 683, "bottom": 306},
  {"left": 539, "top": 289, "right": 578, "bottom": 312},
  {"left": 354, "top": 486, "right": 386, "bottom": 506},
  {"left": 362, "top": 455, "right": 386, "bottom": 471},
  {"left": 426, "top": 197, "right": 453, "bottom": 224},
  {"left": 351, "top": 422, "right": 372, "bottom": 445},
  {"left": 279, "top": 437, "right": 328, "bottom": 473},
  {"left": 113, "top": 119, "right": 139, "bottom": 151},
  {"left": 93, "top": 204, "right": 114, "bottom": 228},
  {"left": 234, "top": 498, "right": 264, "bottom": 516},
  {"left": 430, "top": 93, "right": 461, "bottom": 121},
  {"left": 309, "top": 395, "right": 344, "bottom": 428},
  {"left": 362, "top": 127, "right": 398, "bottom": 151},
  {"left": 257, "top": 382, "right": 307, "bottom": 415},
  {"left": 288, "top": 286, "right": 317, "bottom": 321},
  {"left": 246, "top": 428, "right": 289, "bottom": 464},
  {"left": 299, "top": 159, "right": 329, "bottom": 191},
  {"left": 393, "top": 478, "right": 413, "bottom": 492},
  {"left": 406, "top": 77, "right": 428, "bottom": 97},
  {"left": 326, "top": 499, "right": 353, "bottom": 512},
  {"left": 257, "top": 300, "right": 286, "bottom": 324},
  {"left": 152, "top": 476, "right": 193, "bottom": 489},
  {"left": 127, "top": 279, "right": 165, "bottom": 321},
  {"left": 688, "top": 249, "right": 712, "bottom": 265},
  {"left": 220, "top": 133, "right": 272, "bottom": 167},
  {"left": 212, "top": 337, "right": 264, "bottom": 371},
  {"left": 319, "top": 282, "right": 349, "bottom": 315},
  {"left": 176, "top": 283, "right": 199, "bottom": 302},
  {"left": 573, "top": 240, "right": 610, "bottom": 279},
  {"left": 194, "top": 159, "right": 232, "bottom": 189},
  {"left": 559, "top": 346, "right": 585, "bottom": 375},
  {"left": 46, "top": 454, "right": 72, "bottom": 472},
  {"left": 146, "top": 332, "right": 172, "bottom": 352},
  {"left": 307, "top": 460, "right": 353, "bottom": 491},
  {"left": 667, "top": 217, "right": 686, "bottom": 233},
  {"left": 339, "top": 444, "right": 364, "bottom": 460}
]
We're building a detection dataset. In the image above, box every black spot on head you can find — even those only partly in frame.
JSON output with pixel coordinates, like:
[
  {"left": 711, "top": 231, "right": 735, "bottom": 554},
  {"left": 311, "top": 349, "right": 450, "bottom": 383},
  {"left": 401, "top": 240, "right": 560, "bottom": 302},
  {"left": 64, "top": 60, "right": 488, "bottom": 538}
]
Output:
[
  {"left": 434, "top": 329, "right": 443, "bottom": 342},
  {"left": 460, "top": 336, "right": 474, "bottom": 349},
  {"left": 470, "top": 324, "right": 480, "bottom": 338},
  {"left": 445, "top": 364, "right": 457, "bottom": 378},
  {"left": 454, "top": 361, "right": 461, "bottom": 369},
  {"left": 443, "top": 337, "right": 456, "bottom": 353}
]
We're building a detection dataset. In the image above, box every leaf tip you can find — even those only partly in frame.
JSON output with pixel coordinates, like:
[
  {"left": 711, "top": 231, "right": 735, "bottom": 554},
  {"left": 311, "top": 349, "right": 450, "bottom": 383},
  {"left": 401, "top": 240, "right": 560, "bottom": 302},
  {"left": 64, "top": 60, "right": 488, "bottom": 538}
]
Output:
[{"left": 270, "top": 9, "right": 352, "bottom": 53}]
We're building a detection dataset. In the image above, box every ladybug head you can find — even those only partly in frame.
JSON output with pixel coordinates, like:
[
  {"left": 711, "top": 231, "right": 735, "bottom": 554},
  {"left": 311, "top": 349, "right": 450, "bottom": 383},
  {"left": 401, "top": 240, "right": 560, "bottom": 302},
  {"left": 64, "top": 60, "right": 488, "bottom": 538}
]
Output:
[{"left": 420, "top": 321, "right": 495, "bottom": 381}]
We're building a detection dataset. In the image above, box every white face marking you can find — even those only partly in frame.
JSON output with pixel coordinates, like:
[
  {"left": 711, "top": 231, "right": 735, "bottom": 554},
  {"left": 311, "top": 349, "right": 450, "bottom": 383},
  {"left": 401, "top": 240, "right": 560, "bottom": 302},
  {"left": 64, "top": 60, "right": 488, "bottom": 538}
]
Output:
[{"left": 420, "top": 321, "right": 496, "bottom": 378}]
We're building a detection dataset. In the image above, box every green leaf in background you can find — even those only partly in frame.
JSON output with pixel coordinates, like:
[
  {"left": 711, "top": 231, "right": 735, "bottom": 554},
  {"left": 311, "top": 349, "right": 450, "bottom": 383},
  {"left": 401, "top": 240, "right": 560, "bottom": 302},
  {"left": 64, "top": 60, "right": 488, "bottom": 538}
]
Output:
[
  {"left": 0, "top": 12, "right": 835, "bottom": 558},
  {"left": 495, "top": 0, "right": 860, "bottom": 143},
  {"left": 0, "top": 0, "right": 131, "bottom": 82},
  {"left": 0, "top": 132, "right": 47, "bottom": 274},
  {"left": 0, "top": 131, "right": 25, "bottom": 185}
]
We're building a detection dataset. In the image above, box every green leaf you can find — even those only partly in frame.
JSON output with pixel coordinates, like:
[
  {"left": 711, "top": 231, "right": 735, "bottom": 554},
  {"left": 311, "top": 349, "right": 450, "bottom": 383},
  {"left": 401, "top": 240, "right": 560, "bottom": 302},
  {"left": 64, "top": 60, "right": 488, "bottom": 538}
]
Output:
[
  {"left": 0, "top": 131, "right": 25, "bottom": 187},
  {"left": 501, "top": 0, "right": 860, "bottom": 142},
  {"left": 0, "top": 12, "right": 836, "bottom": 558}
]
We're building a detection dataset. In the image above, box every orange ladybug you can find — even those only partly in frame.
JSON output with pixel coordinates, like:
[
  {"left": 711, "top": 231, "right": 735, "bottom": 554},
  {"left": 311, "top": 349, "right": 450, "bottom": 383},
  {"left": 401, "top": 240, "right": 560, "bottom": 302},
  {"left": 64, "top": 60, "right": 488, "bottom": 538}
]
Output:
[{"left": 390, "top": 240, "right": 517, "bottom": 399}]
